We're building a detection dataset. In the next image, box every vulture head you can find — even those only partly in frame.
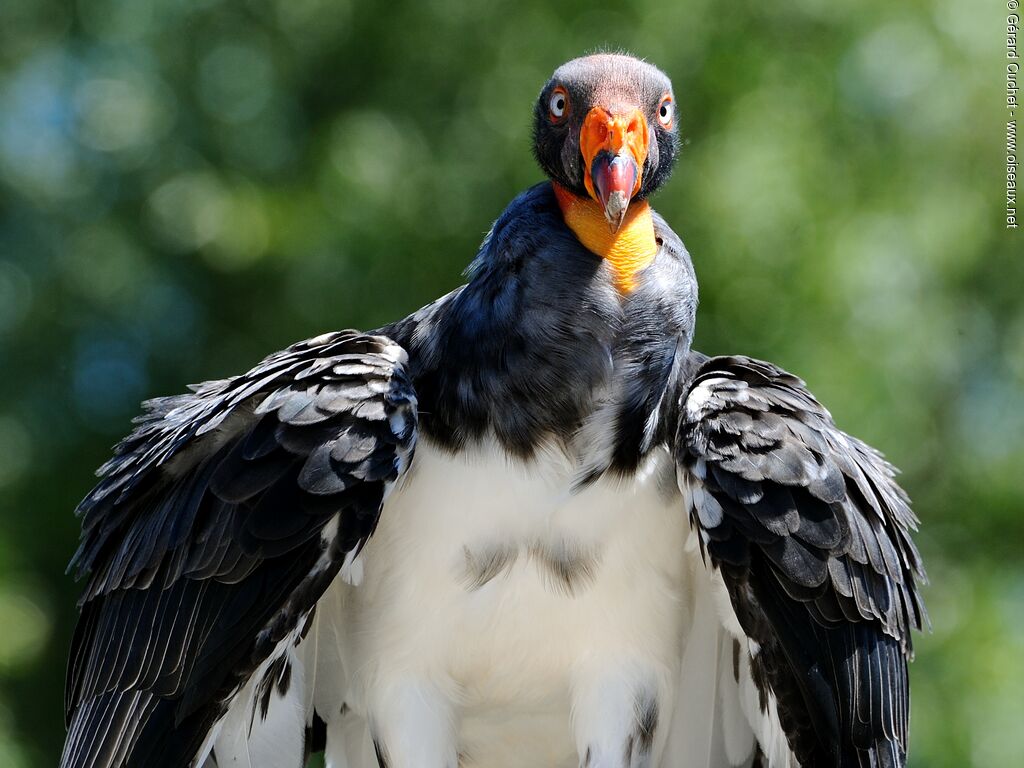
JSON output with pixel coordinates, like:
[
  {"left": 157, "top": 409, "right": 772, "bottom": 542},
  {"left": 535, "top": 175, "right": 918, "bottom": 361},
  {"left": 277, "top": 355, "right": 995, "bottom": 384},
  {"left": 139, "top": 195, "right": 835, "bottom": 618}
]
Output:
[{"left": 533, "top": 53, "right": 679, "bottom": 232}]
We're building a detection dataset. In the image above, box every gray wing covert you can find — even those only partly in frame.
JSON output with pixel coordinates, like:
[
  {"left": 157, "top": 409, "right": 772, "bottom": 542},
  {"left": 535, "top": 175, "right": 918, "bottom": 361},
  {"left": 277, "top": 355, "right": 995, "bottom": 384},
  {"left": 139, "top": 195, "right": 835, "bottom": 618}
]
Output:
[
  {"left": 62, "top": 331, "right": 417, "bottom": 768},
  {"left": 675, "top": 355, "right": 926, "bottom": 767}
]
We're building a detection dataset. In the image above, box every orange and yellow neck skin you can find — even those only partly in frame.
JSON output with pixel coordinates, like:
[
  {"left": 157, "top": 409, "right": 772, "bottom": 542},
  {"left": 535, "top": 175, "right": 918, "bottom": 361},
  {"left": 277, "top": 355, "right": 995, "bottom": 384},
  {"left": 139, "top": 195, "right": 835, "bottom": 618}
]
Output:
[{"left": 552, "top": 182, "right": 658, "bottom": 293}]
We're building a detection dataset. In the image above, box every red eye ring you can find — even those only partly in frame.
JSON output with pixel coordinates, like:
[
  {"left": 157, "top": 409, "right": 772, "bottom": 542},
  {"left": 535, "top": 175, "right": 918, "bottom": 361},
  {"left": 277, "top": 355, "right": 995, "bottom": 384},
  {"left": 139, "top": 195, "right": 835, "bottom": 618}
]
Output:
[
  {"left": 549, "top": 86, "right": 569, "bottom": 123},
  {"left": 657, "top": 95, "right": 674, "bottom": 128}
]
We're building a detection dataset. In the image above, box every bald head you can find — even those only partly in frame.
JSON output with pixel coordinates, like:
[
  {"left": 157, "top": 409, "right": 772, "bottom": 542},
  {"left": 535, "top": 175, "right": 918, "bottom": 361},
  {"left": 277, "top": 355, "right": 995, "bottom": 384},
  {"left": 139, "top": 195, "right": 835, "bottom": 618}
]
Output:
[{"left": 533, "top": 54, "right": 679, "bottom": 222}]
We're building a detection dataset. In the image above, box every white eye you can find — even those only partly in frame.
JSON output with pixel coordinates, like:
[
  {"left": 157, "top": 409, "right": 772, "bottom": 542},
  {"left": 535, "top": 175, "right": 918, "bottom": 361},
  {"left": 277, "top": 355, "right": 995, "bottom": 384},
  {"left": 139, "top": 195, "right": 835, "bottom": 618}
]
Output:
[
  {"left": 658, "top": 97, "right": 674, "bottom": 127},
  {"left": 549, "top": 88, "right": 568, "bottom": 121}
]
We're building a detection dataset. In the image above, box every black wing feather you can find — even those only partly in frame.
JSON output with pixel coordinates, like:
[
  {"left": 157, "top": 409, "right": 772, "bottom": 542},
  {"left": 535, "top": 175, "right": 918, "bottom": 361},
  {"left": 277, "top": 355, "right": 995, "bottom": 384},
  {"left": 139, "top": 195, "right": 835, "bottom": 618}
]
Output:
[
  {"left": 62, "top": 331, "right": 417, "bottom": 768},
  {"left": 675, "top": 354, "right": 926, "bottom": 767}
]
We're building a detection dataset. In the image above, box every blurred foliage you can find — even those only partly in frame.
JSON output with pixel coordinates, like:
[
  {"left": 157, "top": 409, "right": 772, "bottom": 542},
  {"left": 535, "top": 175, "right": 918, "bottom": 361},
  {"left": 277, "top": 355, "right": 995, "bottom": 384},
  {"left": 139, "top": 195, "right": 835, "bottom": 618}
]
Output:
[{"left": 0, "top": 0, "right": 1019, "bottom": 766}]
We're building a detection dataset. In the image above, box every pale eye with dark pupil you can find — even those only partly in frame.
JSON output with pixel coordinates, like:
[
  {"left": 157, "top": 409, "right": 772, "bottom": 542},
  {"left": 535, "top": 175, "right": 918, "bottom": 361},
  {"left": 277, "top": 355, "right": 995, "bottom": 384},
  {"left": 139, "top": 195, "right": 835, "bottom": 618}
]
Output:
[
  {"left": 658, "top": 99, "right": 673, "bottom": 126},
  {"left": 549, "top": 91, "right": 566, "bottom": 119}
]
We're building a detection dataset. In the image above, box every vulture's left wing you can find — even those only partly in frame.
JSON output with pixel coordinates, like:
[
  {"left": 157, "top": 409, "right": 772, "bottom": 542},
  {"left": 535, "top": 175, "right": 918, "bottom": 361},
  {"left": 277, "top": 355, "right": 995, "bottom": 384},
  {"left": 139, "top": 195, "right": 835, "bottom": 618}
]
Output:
[
  {"left": 62, "top": 331, "right": 416, "bottom": 768},
  {"left": 673, "top": 355, "right": 926, "bottom": 767}
]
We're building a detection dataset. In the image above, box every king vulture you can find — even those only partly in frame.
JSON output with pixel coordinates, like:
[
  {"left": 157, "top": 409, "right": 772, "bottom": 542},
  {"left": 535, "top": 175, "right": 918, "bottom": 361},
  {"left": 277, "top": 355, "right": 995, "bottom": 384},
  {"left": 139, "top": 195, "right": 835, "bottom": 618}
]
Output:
[{"left": 62, "top": 53, "right": 926, "bottom": 768}]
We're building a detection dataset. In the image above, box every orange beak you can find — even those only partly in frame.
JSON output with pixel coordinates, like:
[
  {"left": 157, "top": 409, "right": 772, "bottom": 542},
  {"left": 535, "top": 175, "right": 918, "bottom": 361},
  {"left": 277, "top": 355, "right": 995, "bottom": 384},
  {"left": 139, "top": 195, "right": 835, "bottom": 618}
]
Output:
[{"left": 580, "top": 106, "right": 649, "bottom": 232}]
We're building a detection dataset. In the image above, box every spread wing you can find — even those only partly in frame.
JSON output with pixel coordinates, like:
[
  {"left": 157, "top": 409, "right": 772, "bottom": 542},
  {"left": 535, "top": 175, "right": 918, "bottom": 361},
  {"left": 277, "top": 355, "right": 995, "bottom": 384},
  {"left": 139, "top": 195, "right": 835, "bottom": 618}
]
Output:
[
  {"left": 674, "top": 355, "right": 926, "bottom": 767},
  {"left": 61, "top": 331, "right": 417, "bottom": 768}
]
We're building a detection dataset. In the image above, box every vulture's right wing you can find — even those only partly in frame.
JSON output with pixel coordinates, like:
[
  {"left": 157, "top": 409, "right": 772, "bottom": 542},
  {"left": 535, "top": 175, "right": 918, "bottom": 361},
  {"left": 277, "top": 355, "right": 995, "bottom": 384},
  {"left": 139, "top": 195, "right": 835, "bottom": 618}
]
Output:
[{"left": 61, "top": 331, "right": 417, "bottom": 768}]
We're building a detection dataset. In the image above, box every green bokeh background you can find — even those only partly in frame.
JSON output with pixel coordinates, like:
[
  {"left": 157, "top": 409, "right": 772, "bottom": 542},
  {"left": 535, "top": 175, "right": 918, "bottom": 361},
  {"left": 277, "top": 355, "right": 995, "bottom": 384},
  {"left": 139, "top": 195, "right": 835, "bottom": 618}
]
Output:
[{"left": 0, "top": 0, "right": 1019, "bottom": 765}]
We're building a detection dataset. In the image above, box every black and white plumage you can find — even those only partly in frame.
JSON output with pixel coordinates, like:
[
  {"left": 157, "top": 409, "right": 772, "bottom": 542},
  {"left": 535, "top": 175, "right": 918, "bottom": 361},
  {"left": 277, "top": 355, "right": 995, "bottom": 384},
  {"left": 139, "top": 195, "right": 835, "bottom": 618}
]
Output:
[
  {"left": 675, "top": 357, "right": 924, "bottom": 767},
  {"left": 64, "top": 333, "right": 416, "bottom": 767},
  {"left": 62, "top": 54, "right": 925, "bottom": 768}
]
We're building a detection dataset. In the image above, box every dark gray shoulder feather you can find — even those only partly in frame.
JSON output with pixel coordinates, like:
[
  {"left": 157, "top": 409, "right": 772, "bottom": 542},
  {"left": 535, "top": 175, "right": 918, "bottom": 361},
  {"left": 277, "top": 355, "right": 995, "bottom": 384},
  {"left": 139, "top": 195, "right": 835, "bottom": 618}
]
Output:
[
  {"left": 383, "top": 183, "right": 620, "bottom": 457},
  {"left": 385, "top": 187, "right": 699, "bottom": 475}
]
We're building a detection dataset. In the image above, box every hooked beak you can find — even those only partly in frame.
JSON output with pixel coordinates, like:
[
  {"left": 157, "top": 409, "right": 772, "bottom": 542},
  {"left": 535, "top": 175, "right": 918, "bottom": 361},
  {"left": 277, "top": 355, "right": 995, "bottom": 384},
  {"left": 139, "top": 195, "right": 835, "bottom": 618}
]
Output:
[
  {"left": 590, "top": 152, "right": 639, "bottom": 233},
  {"left": 580, "top": 106, "right": 649, "bottom": 232}
]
